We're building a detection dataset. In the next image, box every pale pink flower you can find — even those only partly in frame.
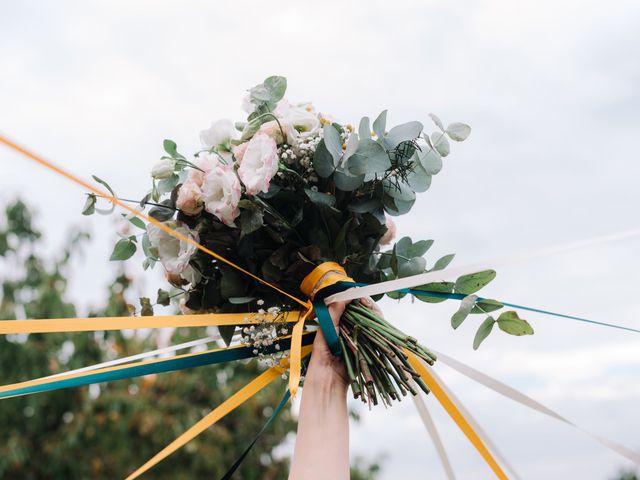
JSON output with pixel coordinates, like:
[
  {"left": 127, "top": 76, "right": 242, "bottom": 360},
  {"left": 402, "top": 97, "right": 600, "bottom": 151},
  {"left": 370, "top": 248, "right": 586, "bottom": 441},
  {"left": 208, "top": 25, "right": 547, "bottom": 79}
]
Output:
[
  {"left": 256, "top": 120, "right": 286, "bottom": 144},
  {"left": 200, "top": 119, "right": 237, "bottom": 150},
  {"left": 380, "top": 216, "right": 397, "bottom": 245},
  {"left": 202, "top": 164, "right": 241, "bottom": 225},
  {"left": 176, "top": 180, "right": 203, "bottom": 216},
  {"left": 147, "top": 222, "right": 200, "bottom": 285},
  {"left": 237, "top": 133, "right": 279, "bottom": 195},
  {"left": 232, "top": 142, "right": 249, "bottom": 162},
  {"left": 188, "top": 152, "right": 220, "bottom": 187}
]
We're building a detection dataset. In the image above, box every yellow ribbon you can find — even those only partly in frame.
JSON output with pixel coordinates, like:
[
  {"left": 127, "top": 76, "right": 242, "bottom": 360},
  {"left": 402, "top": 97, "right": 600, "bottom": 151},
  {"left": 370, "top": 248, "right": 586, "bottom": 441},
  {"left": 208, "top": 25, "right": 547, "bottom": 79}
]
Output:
[
  {"left": 406, "top": 350, "right": 508, "bottom": 480},
  {"left": 0, "top": 311, "right": 303, "bottom": 334},
  {"left": 126, "top": 346, "right": 313, "bottom": 480}
]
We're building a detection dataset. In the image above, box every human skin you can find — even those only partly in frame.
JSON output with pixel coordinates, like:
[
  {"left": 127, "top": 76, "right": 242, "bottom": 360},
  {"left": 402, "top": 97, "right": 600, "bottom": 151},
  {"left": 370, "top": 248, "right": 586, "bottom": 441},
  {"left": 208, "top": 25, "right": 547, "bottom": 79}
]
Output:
[{"left": 288, "top": 300, "right": 350, "bottom": 480}]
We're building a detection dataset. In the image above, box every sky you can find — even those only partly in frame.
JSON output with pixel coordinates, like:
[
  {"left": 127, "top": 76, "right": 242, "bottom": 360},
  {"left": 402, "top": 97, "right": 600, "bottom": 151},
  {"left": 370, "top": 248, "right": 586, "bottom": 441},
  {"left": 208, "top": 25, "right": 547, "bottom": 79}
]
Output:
[{"left": 1, "top": 0, "right": 640, "bottom": 478}]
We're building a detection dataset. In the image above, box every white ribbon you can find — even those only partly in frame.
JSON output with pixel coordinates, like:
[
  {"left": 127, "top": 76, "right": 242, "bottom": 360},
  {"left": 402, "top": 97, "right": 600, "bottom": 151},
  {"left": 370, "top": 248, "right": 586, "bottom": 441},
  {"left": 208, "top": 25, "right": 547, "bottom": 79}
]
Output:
[
  {"left": 412, "top": 387, "right": 456, "bottom": 479},
  {"left": 433, "top": 350, "right": 640, "bottom": 465},
  {"left": 427, "top": 365, "right": 522, "bottom": 479},
  {"left": 326, "top": 227, "right": 640, "bottom": 303}
]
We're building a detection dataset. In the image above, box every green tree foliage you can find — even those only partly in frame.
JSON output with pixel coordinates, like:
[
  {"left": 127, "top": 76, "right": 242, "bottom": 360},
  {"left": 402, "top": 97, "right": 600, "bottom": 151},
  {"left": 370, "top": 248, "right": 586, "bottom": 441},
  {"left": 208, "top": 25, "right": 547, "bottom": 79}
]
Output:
[{"left": 0, "top": 200, "right": 298, "bottom": 479}]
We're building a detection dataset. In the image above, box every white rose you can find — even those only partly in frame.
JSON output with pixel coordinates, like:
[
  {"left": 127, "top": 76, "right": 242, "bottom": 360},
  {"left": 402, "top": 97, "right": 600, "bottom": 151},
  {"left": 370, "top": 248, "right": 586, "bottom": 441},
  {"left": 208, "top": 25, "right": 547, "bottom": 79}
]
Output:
[
  {"left": 146, "top": 222, "right": 199, "bottom": 283},
  {"left": 274, "top": 100, "right": 320, "bottom": 145},
  {"left": 237, "top": 133, "right": 279, "bottom": 195},
  {"left": 200, "top": 119, "right": 237, "bottom": 150},
  {"left": 151, "top": 159, "right": 175, "bottom": 180},
  {"left": 202, "top": 164, "right": 241, "bottom": 225}
]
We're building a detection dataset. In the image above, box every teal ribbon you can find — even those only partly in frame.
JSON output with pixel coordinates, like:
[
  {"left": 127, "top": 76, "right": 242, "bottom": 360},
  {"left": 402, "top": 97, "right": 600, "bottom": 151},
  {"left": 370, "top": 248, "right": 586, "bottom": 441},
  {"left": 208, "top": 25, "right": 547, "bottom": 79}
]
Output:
[
  {"left": 311, "top": 282, "right": 353, "bottom": 357},
  {"left": 0, "top": 333, "right": 316, "bottom": 399},
  {"left": 220, "top": 389, "right": 291, "bottom": 480}
]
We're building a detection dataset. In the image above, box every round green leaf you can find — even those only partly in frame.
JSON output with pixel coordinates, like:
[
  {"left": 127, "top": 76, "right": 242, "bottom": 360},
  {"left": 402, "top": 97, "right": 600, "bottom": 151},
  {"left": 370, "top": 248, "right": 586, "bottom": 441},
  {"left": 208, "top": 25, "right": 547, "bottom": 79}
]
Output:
[
  {"left": 110, "top": 239, "right": 136, "bottom": 261},
  {"left": 446, "top": 122, "right": 471, "bottom": 142},
  {"left": 497, "top": 311, "right": 534, "bottom": 336}
]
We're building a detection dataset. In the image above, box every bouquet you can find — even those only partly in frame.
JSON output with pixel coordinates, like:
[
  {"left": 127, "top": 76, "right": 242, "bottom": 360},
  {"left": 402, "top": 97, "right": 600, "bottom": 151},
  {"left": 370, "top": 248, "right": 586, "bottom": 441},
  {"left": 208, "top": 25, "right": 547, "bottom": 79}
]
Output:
[{"left": 84, "top": 75, "right": 533, "bottom": 407}]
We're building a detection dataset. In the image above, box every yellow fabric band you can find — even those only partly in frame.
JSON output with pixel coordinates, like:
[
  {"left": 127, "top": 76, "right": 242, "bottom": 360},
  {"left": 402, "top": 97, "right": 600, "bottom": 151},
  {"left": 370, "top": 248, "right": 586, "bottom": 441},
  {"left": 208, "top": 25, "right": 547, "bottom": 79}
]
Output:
[{"left": 406, "top": 350, "right": 508, "bottom": 479}]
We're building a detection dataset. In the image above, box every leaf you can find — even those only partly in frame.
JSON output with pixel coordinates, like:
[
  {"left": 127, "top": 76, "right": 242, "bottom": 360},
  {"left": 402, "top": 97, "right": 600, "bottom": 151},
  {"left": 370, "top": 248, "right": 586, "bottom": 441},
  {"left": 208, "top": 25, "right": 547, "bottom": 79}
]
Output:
[
  {"left": 383, "top": 195, "right": 415, "bottom": 216},
  {"left": 323, "top": 124, "right": 343, "bottom": 162},
  {"left": 263, "top": 76, "right": 287, "bottom": 102},
  {"left": 140, "top": 297, "right": 153, "bottom": 316},
  {"left": 141, "top": 233, "right": 157, "bottom": 259},
  {"left": 406, "top": 159, "right": 432, "bottom": 193},
  {"left": 220, "top": 268, "right": 245, "bottom": 299},
  {"left": 428, "top": 113, "right": 444, "bottom": 131},
  {"left": 333, "top": 169, "right": 364, "bottom": 191},
  {"left": 413, "top": 281, "right": 454, "bottom": 303},
  {"left": 348, "top": 138, "right": 391, "bottom": 175},
  {"left": 431, "top": 131, "right": 450, "bottom": 157},
  {"left": 358, "top": 116, "right": 371, "bottom": 140},
  {"left": 497, "top": 311, "right": 534, "bottom": 336},
  {"left": 419, "top": 147, "right": 443, "bottom": 175},
  {"left": 398, "top": 257, "right": 426, "bottom": 278},
  {"left": 432, "top": 253, "right": 455, "bottom": 271},
  {"left": 128, "top": 216, "right": 146, "bottom": 229},
  {"left": 163, "top": 139, "right": 179, "bottom": 158},
  {"left": 228, "top": 296, "right": 257, "bottom": 305},
  {"left": 157, "top": 174, "right": 179, "bottom": 194},
  {"left": 81, "top": 194, "right": 96, "bottom": 216},
  {"left": 384, "top": 121, "right": 423, "bottom": 149},
  {"left": 240, "top": 207, "right": 264, "bottom": 237},
  {"left": 451, "top": 294, "right": 478, "bottom": 329},
  {"left": 342, "top": 132, "right": 360, "bottom": 162},
  {"left": 382, "top": 180, "right": 416, "bottom": 202},
  {"left": 455, "top": 270, "right": 496, "bottom": 294},
  {"left": 372, "top": 110, "right": 387, "bottom": 138},
  {"left": 446, "top": 122, "right": 472, "bottom": 142},
  {"left": 334, "top": 218, "right": 352, "bottom": 261},
  {"left": 473, "top": 317, "right": 495, "bottom": 350},
  {"left": 471, "top": 299, "right": 504, "bottom": 314},
  {"left": 313, "top": 140, "right": 336, "bottom": 178},
  {"left": 218, "top": 325, "right": 236, "bottom": 347},
  {"left": 109, "top": 238, "right": 136, "bottom": 261},
  {"left": 149, "top": 200, "right": 175, "bottom": 222},
  {"left": 91, "top": 175, "right": 115, "bottom": 197},
  {"left": 408, "top": 239, "right": 434, "bottom": 257},
  {"left": 156, "top": 289, "right": 171, "bottom": 306},
  {"left": 305, "top": 189, "right": 336, "bottom": 208},
  {"left": 347, "top": 197, "right": 381, "bottom": 213}
]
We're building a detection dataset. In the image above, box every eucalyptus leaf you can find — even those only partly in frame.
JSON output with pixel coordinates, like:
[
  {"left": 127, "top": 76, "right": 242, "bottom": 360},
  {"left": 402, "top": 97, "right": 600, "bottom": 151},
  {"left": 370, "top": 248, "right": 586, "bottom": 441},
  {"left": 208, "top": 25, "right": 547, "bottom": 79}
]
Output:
[
  {"left": 408, "top": 239, "right": 434, "bottom": 257},
  {"left": 383, "top": 195, "right": 415, "bottom": 216},
  {"left": 451, "top": 294, "right": 478, "bottom": 329},
  {"left": 129, "top": 216, "right": 146, "bottom": 230},
  {"left": 347, "top": 197, "right": 381, "bottom": 213},
  {"left": 384, "top": 121, "right": 423, "bottom": 150},
  {"left": 334, "top": 169, "right": 364, "bottom": 191},
  {"left": 431, "top": 131, "right": 450, "bottom": 157},
  {"left": 428, "top": 113, "right": 444, "bottom": 131},
  {"left": 313, "top": 140, "right": 336, "bottom": 178},
  {"left": 473, "top": 317, "right": 495, "bottom": 350},
  {"left": 383, "top": 179, "right": 416, "bottom": 202},
  {"left": 398, "top": 257, "right": 426, "bottom": 278},
  {"left": 323, "top": 124, "right": 343, "bottom": 162},
  {"left": 263, "top": 76, "right": 287, "bottom": 102},
  {"left": 497, "top": 311, "right": 534, "bottom": 336},
  {"left": 157, "top": 174, "right": 179, "bottom": 194},
  {"left": 372, "top": 110, "right": 387, "bottom": 138},
  {"left": 393, "top": 236, "right": 412, "bottom": 257},
  {"left": 455, "top": 270, "right": 496, "bottom": 294},
  {"left": 305, "top": 188, "right": 336, "bottom": 208},
  {"left": 359, "top": 116, "right": 371, "bottom": 140},
  {"left": 110, "top": 238, "right": 136, "bottom": 261},
  {"left": 419, "top": 147, "right": 443, "bottom": 175},
  {"left": 163, "top": 139, "right": 178, "bottom": 157},
  {"left": 348, "top": 138, "right": 391, "bottom": 175},
  {"left": 406, "top": 159, "right": 432, "bottom": 193},
  {"left": 342, "top": 132, "right": 360, "bottom": 162},
  {"left": 432, "top": 253, "right": 455, "bottom": 271},
  {"left": 149, "top": 200, "right": 175, "bottom": 222},
  {"left": 240, "top": 207, "right": 264, "bottom": 237},
  {"left": 228, "top": 296, "right": 257, "bottom": 305},
  {"left": 446, "top": 122, "right": 472, "bottom": 142}
]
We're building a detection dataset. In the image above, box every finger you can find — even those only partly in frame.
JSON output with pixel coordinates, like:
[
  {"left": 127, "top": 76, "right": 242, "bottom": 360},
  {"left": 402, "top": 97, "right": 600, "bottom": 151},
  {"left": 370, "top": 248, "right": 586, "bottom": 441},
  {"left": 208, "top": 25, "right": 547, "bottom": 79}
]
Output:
[{"left": 327, "top": 301, "right": 347, "bottom": 327}]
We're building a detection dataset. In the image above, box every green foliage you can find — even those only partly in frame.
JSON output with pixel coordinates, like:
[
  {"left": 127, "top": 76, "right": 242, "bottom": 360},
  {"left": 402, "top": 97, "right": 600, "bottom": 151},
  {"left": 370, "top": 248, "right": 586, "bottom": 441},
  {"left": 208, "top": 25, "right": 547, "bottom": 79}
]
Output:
[{"left": 109, "top": 237, "right": 137, "bottom": 261}]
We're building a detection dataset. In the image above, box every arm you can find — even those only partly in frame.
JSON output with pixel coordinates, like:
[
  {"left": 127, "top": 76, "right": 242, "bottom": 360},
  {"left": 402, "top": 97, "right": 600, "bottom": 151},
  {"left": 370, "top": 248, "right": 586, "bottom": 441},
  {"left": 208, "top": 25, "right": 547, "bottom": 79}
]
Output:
[{"left": 289, "top": 301, "right": 350, "bottom": 480}]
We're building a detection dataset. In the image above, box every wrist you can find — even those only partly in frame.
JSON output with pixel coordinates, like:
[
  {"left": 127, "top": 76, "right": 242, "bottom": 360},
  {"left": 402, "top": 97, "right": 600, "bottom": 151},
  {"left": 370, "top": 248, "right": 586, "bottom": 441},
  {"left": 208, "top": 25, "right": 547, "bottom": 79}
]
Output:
[{"left": 305, "top": 355, "right": 349, "bottom": 393}]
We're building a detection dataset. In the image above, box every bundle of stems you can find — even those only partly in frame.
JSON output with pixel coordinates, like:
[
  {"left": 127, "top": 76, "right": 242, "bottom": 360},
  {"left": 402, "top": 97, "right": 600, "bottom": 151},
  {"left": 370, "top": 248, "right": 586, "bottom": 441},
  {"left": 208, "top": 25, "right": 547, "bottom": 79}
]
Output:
[{"left": 338, "top": 301, "right": 436, "bottom": 407}]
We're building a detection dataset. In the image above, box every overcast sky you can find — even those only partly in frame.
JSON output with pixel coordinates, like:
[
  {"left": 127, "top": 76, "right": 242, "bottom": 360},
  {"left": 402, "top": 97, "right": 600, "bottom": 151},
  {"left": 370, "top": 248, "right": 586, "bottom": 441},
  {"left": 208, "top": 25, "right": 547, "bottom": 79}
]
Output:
[{"left": 2, "top": 1, "right": 640, "bottom": 478}]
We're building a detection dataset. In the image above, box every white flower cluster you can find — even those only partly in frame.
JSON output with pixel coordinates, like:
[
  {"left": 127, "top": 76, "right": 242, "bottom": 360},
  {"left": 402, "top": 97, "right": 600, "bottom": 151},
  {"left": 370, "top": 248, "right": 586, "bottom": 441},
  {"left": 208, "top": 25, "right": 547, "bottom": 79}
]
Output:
[
  {"left": 277, "top": 129, "right": 323, "bottom": 185},
  {"left": 241, "top": 303, "right": 290, "bottom": 373}
]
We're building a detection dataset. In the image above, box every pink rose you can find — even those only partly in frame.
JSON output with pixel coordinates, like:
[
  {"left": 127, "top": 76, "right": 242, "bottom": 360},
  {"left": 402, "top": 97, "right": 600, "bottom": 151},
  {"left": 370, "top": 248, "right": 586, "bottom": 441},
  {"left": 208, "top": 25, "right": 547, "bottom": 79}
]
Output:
[
  {"left": 202, "top": 164, "right": 241, "bottom": 225},
  {"left": 237, "top": 133, "right": 279, "bottom": 195},
  {"left": 188, "top": 152, "right": 219, "bottom": 188},
  {"left": 379, "top": 215, "right": 397, "bottom": 245},
  {"left": 176, "top": 180, "right": 203, "bottom": 216},
  {"left": 232, "top": 142, "right": 249, "bottom": 162},
  {"left": 256, "top": 120, "right": 286, "bottom": 144}
]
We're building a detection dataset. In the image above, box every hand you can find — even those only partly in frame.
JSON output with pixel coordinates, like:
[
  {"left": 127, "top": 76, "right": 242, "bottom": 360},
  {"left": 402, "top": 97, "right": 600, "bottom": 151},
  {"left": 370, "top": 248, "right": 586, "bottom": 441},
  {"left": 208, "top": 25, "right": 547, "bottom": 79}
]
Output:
[{"left": 307, "top": 300, "right": 349, "bottom": 389}]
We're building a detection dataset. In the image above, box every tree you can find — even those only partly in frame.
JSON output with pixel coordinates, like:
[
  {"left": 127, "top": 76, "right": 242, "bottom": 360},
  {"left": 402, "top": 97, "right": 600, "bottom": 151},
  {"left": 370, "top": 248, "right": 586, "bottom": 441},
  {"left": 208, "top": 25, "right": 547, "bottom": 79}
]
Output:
[
  {"left": 0, "top": 200, "right": 296, "bottom": 479},
  {"left": 0, "top": 199, "right": 381, "bottom": 479}
]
